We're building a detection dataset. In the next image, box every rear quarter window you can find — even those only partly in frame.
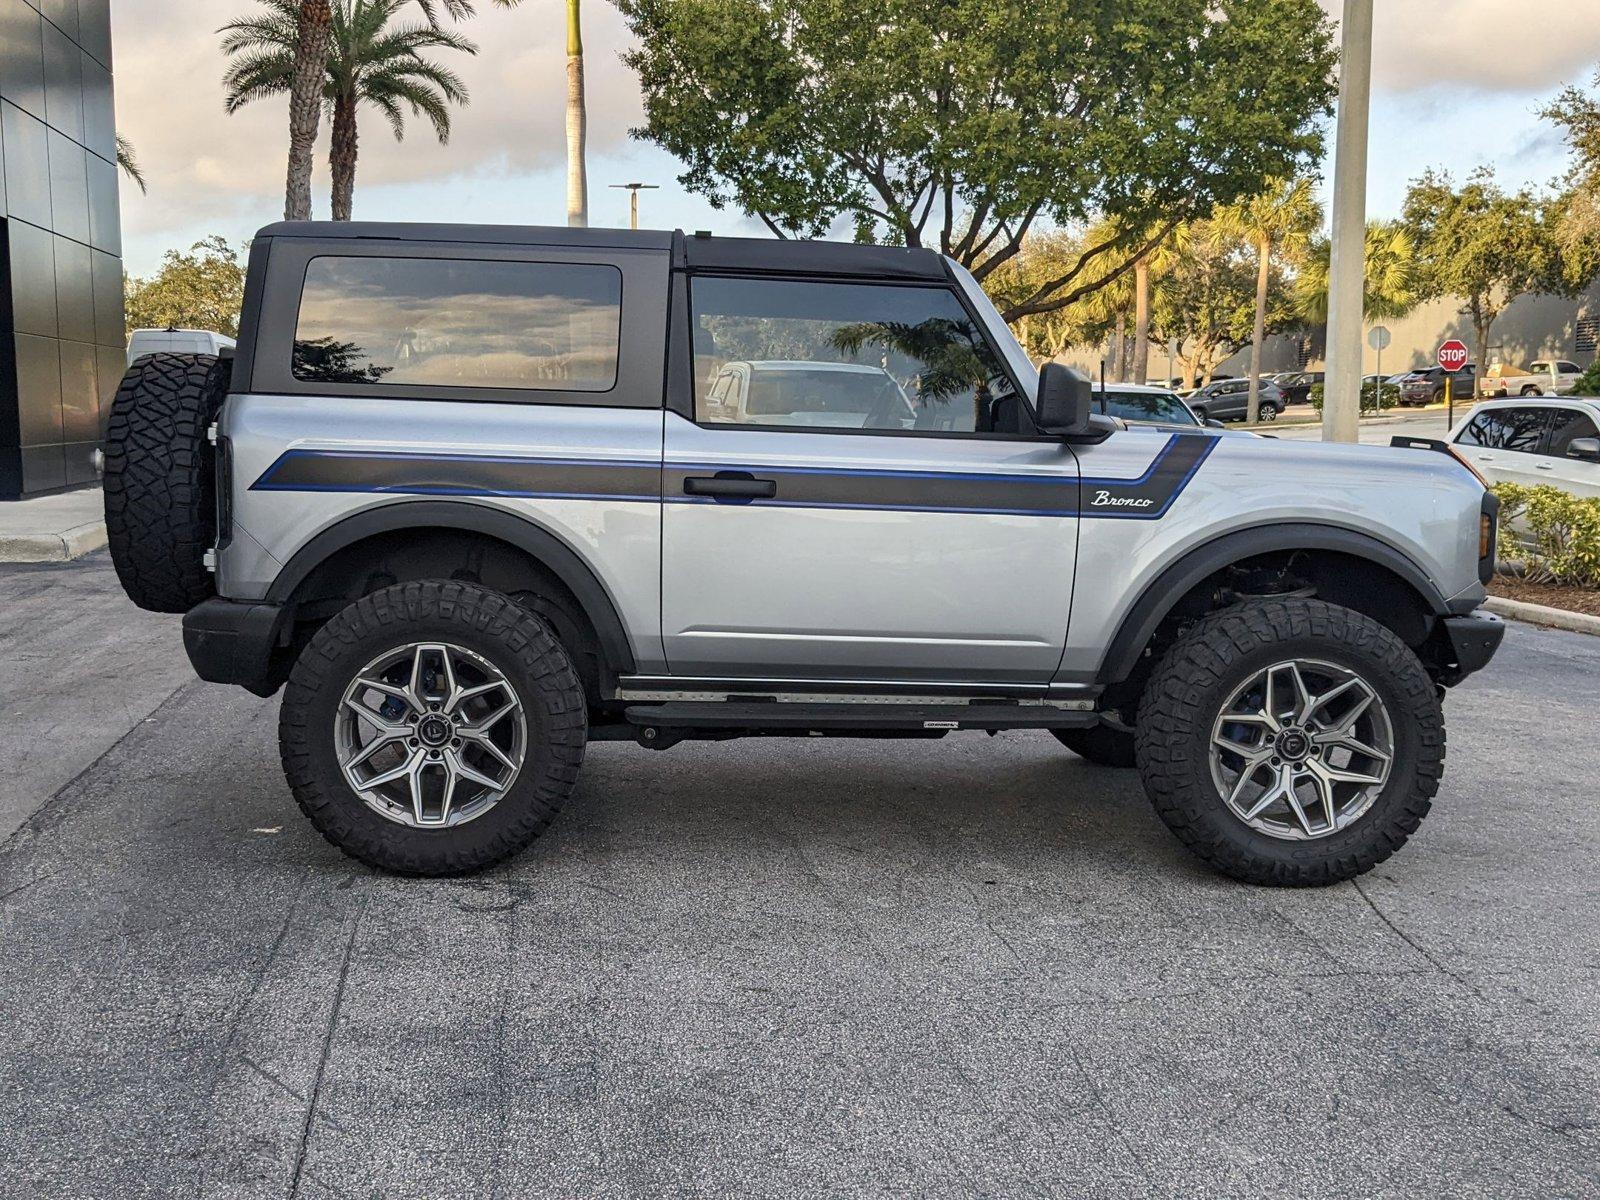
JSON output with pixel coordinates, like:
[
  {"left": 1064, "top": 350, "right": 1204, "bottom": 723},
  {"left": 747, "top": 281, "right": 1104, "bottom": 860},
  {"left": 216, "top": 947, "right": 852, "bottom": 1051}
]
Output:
[{"left": 292, "top": 256, "right": 623, "bottom": 392}]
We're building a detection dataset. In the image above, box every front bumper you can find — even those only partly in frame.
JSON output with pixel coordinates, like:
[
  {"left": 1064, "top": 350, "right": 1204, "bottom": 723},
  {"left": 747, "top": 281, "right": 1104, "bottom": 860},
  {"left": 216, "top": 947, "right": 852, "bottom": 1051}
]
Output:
[
  {"left": 182, "top": 598, "right": 289, "bottom": 697},
  {"left": 1437, "top": 610, "right": 1505, "bottom": 685}
]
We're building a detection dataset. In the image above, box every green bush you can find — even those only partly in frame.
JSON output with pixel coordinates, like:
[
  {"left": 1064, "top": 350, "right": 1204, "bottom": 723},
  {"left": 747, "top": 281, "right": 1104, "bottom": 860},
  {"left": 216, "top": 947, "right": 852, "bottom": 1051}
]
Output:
[
  {"left": 1493, "top": 482, "right": 1600, "bottom": 588},
  {"left": 1571, "top": 359, "right": 1600, "bottom": 397},
  {"left": 1307, "top": 380, "right": 1398, "bottom": 414}
]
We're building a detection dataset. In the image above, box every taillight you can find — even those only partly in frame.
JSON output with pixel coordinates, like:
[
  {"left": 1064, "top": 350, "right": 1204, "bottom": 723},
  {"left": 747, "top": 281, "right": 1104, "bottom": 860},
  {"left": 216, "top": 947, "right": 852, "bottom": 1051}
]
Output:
[{"left": 1480, "top": 513, "right": 1492, "bottom": 560}]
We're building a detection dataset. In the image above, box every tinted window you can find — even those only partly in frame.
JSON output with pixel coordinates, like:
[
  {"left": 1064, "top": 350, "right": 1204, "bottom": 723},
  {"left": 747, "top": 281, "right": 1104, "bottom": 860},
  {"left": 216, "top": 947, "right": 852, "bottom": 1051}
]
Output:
[
  {"left": 1101, "top": 389, "right": 1197, "bottom": 426},
  {"left": 690, "top": 277, "right": 1016, "bottom": 433},
  {"left": 1456, "top": 407, "right": 1549, "bottom": 452},
  {"left": 1557, "top": 361, "right": 1582, "bottom": 374},
  {"left": 293, "top": 256, "right": 622, "bottom": 392},
  {"left": 1545, "top": 408, "right": 1600, "bottom": 458}
]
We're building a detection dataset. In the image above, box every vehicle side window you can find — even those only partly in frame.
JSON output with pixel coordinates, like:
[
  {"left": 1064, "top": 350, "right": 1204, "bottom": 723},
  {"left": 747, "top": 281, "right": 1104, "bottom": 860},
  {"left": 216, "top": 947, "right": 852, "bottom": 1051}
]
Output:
[
  {"left": 1531, "top": 362, "right": 1549, "bottom": 374},
  {"left": 1545, "top": 408, "right": 1600, "bottom": 458},
  {"left": 1101, "top": 389, "right": 1196, "bottom": 425},
  {"left": 689, "top": 277, "right": 1019, "bottom": 434},
  {"left": 1557, "top": 361, "right": 1582, "bottom": 374},
  {"left": 1455, "top": 406, "right": 1549, "bottom": 452},
  {"left": 292, "top": 256, "right": 622, "bottom": 392}
]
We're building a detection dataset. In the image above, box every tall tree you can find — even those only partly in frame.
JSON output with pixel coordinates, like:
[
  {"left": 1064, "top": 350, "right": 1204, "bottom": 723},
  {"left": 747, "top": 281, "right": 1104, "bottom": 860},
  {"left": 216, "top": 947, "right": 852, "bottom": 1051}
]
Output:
[
  {"left": 1540, "top": 71, "right": 1600, "bottom": 287},
  {"left": 1150, "top": 221, "right": 1296, "bottom": 390},
  {"left": 1294, "top": 220, "right": 1419, "bottom": 326},
  {"left": 284, "top": 1, "right": 334, "bottom": 220},
  {"left": 567, "top": 0, "right": 587, "bottom": 226},
  {"left": 615, "top": 0, "right": 1336, "bottom": 319},
  {"left": 1211, "top": 177, "right": 1320, "bottom": 420},
  {"left": 125, "top": 237, "right": 248, "bottom": 337},
  {"left": 223, "top": 0, "right": 476, "bottom": 221},
  {"left": 1403, "top": 169, "right": 1573, "bottom": 378}
]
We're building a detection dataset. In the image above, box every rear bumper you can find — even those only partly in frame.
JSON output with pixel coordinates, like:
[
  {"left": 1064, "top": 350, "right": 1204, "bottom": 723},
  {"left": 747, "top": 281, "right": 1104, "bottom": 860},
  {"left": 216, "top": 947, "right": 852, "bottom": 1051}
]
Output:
[
  {"left": 1437, "top": 610, "right": 1505, "bottom": 684},
  {"left": 182, "top": 598, "right": 288, "bottom": 697}
]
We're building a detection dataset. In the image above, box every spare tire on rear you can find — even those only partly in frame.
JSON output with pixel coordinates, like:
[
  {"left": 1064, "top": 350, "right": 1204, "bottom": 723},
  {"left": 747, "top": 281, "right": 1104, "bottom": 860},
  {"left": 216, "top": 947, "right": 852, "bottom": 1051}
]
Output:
[{"left": 103, "top": 353, "right": 231, "bottom": 613}]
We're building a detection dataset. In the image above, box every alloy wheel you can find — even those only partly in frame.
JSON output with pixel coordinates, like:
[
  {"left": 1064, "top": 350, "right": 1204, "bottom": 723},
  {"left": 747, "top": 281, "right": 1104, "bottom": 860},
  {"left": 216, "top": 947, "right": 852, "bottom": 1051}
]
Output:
[
  {"left": 335, "top": 641, "right": 527, "bottom": 829},
  {"left": 1208, "top": 658, "right": 1394, "bottom": 841}
]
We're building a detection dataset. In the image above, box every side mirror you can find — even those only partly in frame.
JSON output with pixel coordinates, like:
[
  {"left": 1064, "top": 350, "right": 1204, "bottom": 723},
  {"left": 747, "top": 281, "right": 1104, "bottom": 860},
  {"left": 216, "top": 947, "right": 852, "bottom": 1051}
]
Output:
[
  {"left": 1205, "top": 418, "right": 1225, "bottom": 429},
  {"left": 1567, "top": 437, "right": 1600, "bottom": 463},
  {"left": 1035, "top": 363, "right": 1113, "bottom": 442}
]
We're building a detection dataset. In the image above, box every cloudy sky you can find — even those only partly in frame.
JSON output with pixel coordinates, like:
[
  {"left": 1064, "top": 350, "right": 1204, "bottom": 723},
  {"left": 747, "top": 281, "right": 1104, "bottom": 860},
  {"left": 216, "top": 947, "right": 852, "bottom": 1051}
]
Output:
[{"left": 112, "top": 0, "right": 1600, "bottom": 277}]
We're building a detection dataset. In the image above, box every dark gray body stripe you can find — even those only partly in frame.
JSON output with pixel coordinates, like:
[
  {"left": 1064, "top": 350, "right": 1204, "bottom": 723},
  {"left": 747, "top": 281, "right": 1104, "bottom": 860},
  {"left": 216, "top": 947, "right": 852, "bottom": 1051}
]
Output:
[{"left": 251, "top": 435, "right": 1215, "bottom": 518}]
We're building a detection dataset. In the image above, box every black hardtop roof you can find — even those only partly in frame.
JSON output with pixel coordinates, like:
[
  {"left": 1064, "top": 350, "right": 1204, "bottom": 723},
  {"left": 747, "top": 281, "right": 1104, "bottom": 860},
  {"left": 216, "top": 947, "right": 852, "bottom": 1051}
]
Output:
[{"left": 254, "top": 221, "right": 951, "bottom": 281}]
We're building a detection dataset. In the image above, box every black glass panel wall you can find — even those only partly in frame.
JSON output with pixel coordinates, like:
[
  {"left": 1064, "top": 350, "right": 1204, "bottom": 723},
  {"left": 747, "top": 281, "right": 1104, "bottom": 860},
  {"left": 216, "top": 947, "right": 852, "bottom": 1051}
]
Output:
[{"left": 0, "top": 0, "right": 121, "bottom": 498}]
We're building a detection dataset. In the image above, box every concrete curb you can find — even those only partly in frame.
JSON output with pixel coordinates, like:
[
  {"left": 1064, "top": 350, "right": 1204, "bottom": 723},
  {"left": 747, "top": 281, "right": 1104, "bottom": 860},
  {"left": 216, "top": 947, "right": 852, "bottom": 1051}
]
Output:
[
  {"left": 1484, "top": 595, "right": 1600, "bottom": 637},
  {"left": 0, "top": 521, "right": 107, "bottom": 564}
]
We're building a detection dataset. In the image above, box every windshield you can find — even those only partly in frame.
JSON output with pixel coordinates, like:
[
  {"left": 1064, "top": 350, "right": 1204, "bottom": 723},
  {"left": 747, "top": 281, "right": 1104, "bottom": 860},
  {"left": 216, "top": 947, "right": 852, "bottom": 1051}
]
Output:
[{"left": 1100, "top": 389, "right": 1198, "bottom": 426}]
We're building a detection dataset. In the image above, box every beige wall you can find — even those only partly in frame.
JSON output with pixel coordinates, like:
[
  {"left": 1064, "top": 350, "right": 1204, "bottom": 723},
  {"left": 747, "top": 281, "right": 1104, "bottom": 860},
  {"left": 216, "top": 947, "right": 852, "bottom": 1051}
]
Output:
[{"left": 1050, "top": 282, "right": 1600, "bottom": 383}]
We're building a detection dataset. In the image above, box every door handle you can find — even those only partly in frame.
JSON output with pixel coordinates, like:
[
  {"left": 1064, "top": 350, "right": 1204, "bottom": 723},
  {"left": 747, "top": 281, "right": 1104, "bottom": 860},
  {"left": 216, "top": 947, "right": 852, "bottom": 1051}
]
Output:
[{"left": 683, "top": 472, "right": 777, "bottom": 499}]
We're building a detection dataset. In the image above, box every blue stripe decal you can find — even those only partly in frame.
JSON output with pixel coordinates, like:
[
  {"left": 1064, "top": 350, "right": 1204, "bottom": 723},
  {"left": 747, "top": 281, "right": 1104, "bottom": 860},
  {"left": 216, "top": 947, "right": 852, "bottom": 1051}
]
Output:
[{"left": 249, "top": 434, "right": 1216, "bottom": 519}]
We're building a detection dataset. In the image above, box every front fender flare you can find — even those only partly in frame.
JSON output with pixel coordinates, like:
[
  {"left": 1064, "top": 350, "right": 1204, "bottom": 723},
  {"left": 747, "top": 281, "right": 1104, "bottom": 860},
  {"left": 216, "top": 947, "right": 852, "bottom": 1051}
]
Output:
[{"left": 1095, "top": 523, "right": 1451, "bottom": 685}]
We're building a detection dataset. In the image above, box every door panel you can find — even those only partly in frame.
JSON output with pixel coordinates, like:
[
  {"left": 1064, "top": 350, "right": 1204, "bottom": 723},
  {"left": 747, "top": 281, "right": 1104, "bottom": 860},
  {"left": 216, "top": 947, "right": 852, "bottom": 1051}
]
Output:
[{"left": 660, "top": 414, "right": 1079, "bottom": 681}]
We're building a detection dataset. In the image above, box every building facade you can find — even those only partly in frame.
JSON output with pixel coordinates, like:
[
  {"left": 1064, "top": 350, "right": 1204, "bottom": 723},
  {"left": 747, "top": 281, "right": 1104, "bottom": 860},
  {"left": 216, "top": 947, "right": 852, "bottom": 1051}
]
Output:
[{"left": 0, "top": 0, "right": 122, "bottom": 500}]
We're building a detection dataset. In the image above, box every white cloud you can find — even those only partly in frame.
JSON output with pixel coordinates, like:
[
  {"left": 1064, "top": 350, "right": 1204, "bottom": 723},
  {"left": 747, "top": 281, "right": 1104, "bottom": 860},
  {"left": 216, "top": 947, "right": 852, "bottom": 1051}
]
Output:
[{"left": 1322, "top": 0, "right": 1600, "bottom": 94}]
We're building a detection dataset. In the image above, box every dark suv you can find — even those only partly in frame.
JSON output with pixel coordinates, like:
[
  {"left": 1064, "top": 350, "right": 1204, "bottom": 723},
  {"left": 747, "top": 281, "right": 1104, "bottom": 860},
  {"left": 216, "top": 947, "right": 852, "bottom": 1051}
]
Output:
[{"left": 1400, "top": 365, "right": 1475, "bottom": 407}]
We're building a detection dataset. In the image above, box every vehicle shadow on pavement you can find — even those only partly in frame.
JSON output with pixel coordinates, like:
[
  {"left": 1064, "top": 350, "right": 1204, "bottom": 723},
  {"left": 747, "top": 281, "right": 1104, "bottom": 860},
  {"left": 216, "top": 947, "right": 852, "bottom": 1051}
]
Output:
[{"left": 0, "top": 667, "right": 1595, "bottom": 1199}]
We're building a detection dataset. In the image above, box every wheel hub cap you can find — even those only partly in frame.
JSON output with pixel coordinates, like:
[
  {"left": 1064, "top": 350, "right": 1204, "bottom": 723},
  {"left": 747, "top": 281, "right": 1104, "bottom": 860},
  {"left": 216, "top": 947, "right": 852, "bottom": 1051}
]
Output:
[
  {"left": 1209, "top": 658, "right": 1395, "bottom": 841},
  {"left": 334, "top": 642, "right": 527, "bottom": 830}
]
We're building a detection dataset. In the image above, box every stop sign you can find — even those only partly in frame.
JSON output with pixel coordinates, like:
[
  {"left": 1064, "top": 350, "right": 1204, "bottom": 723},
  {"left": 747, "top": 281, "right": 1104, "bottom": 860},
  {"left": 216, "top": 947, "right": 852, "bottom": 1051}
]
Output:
[{"left": 1437, "top": 339, "right": 1469, "bottom": 372}]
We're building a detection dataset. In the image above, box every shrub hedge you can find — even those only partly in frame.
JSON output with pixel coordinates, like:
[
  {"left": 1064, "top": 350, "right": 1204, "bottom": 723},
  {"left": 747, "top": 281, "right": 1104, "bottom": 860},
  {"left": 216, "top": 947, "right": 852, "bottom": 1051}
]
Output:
[
  {"left": 1493, "top": 482, "right": 1600, "bottom": 589},
  {"left": 1307, "top": 380, "right": 1399, "bottom": 414}
]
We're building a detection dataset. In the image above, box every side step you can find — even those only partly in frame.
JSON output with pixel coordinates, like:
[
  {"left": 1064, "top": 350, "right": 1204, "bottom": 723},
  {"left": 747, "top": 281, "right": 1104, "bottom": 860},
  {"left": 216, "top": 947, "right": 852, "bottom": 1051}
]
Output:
[{"left": 622, "top": 701, "right": 1099, "bottom": 733}]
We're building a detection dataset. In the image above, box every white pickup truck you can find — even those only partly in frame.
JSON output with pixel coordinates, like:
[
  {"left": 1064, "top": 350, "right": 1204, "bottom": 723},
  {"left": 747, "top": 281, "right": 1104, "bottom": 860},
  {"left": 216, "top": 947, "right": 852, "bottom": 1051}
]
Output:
[{"left": 1479, "top": 359, "right": 1585, "bottom": 398}]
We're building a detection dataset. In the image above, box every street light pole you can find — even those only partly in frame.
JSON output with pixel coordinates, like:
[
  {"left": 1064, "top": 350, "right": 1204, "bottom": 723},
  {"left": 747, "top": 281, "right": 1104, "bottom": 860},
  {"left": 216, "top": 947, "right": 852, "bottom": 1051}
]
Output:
[
  {"left": 608, "top": 182, "right": 659, "bottom": 230},
  {"left": 1322, "top": 0, "right": 1373, "bottom": 444}
]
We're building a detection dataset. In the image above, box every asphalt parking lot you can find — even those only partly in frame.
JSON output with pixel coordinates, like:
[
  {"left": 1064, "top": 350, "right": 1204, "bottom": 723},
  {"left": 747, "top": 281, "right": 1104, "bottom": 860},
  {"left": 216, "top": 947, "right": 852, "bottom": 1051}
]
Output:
[{"left": 1, "top": 555, "right": 1596, "bottom": 1198}]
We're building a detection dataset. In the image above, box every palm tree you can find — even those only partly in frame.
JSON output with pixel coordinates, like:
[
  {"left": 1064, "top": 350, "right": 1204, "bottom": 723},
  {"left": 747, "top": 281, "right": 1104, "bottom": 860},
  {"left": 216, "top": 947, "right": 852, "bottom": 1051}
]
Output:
[
  {"left": 272, "top": 0, "right": 511, "bottom": 222},
  {"left": 115, "top": 134, "right": 147, "bottom": 194},
  {"left": 1296, "top": 221, "right": 1419, "bottom": 325},
  {"left": 222, "top": 0, "right": 476, "bottom": 221},
  {"left": 283, "top": 1, "right": 333, "bottom": 220},
  {"left": 566, "top": 0, "right": 586, "bottom": 226},
  {"left": 1213, "top": 178, "right": 1321, "bottom": 421}
]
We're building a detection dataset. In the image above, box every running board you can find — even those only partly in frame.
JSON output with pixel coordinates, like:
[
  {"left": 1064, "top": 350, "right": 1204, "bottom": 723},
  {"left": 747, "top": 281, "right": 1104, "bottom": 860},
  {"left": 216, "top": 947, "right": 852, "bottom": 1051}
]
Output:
[{"left": 622, "top": 701, "right": 1100, "bottom": 733}]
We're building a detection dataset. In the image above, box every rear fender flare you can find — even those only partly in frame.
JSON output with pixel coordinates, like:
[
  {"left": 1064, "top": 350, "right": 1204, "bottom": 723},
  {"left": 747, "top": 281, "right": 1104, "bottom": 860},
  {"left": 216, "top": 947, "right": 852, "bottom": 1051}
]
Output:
[{"left": 265, "top": 500, "right": 636, "bottom": 673}]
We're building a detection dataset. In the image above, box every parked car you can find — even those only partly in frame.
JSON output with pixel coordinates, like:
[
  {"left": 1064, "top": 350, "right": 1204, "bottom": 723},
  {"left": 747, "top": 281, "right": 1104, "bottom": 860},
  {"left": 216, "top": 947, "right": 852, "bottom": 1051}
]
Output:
[
  {"left": 100, "top": 220, "right": 1502, "bottom": 888},
  {"left": 1277, "top": 370, "right": 1323, "bottom": 405},
  {"left": 127, "top": 328, "right": 237, "bottom": 366},
  {"left": 1399, "top": 364, "right": 1476, "bottom": 407},
  {"left": 1095, "top": 384, "right": 1215, "bottom": 430},
  {"left": 704, "top": 361, "right": 916, "bottom": 428},
  {"left": 1447, "top": 397, "right": 1600, "bottom": 498},
  {"left": 1478, "top": 359, "right": 1585, "bottom": 398},
  {"left": 1186, "top": 377, "right": 1286, "bottom": 422}
]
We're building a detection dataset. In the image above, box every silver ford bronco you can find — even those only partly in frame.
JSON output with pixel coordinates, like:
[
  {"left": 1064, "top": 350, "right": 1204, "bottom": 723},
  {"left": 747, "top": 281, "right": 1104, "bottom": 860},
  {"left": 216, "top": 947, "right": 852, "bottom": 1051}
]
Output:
[{"left": 102, "top": 222, "right": 1504, "bottom": 885}]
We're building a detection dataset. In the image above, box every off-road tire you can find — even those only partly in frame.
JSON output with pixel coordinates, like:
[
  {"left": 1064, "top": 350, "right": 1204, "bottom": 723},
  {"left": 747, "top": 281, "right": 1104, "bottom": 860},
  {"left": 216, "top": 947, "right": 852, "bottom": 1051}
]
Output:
[
  {"left": 1053, "top": 725, "right": 1136, "bottom": 768},
  {"left": 103, "top": 353, "right": 230, "bottom": 613},
  {"left": 1134, "top": 598, "right": 1444, "bottom": 887},
  {"left": 279, "top": 581, "right": 587, "bottom": 876}
]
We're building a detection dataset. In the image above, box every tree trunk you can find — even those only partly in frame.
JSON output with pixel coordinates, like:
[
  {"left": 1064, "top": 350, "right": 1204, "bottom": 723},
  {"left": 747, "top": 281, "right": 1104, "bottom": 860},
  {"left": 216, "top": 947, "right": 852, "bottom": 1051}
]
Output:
[
  {"left": 1474, "top": 313, "right": 1493, "bottom": 407},
  {"left": 329, "top": 93, "right": 358, "bottom": 221},
  {"left": 1131, "top": 258, "right": 1150, "bottom": 384},
  {"left": 565, "top": 0, "right": 588, "bottom": 227},
  {"left": 285, "top": 0, "right": 333, "bottom": 222},
  {"left": 1247, "top": 232, "right": 1270, "bottom": 422}
]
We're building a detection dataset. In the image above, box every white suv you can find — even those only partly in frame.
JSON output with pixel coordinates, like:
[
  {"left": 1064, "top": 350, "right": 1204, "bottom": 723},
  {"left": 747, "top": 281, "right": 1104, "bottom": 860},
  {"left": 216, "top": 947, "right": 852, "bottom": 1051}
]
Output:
[{"left": 1448, "top": 397, "right": 1600, "bottom": 497}]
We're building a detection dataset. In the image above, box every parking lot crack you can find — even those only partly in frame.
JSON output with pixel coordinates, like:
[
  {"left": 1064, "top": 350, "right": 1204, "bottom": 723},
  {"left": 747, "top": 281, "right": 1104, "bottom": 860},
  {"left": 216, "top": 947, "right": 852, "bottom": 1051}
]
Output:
[{"left": 287, "top": 889, "right": 368, "bottom": 1200}]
